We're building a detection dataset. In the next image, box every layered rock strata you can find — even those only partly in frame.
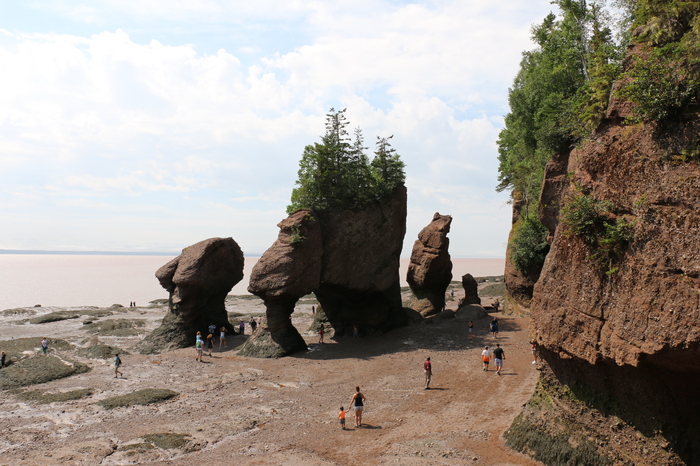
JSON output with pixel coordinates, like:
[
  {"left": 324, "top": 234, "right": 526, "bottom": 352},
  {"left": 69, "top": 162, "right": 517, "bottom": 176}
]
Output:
[
  {"left": 139, "top": 237, "right": 244, "bottom": 353},
  {"left": 406, "top": 213, "right": 453, "bottom": 316}
]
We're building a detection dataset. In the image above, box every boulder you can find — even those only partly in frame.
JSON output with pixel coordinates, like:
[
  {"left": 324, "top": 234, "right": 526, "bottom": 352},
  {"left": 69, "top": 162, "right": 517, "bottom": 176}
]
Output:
[
  {"left": 461, "top": 273, "right": 481, "bottom": 305},
  {"left": 240, "top": 210, "right": 322, "bottom": 357},
  {"left": 243, "top": 187, "right": 408, "bottom": 357},
  {"left": 138, "top": 237, "right": 244, "bottom": 354},
  {"left": 406, "top": 213, "right": 453, "bottom": 316}
]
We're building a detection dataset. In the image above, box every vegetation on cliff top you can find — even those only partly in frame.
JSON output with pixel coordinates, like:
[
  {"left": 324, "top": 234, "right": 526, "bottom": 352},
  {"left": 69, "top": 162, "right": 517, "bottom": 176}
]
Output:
[
  {"left": 287, "top": 108, "right": 405, "bottom": 214},
  {"left": 498, "top": 0, "right": 700, "bottom": 273}
]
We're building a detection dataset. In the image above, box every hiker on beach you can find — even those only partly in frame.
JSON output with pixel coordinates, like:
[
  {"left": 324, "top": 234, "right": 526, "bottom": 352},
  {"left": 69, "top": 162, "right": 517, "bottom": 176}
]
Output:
[
  {"left": 350, "top": 386, "right": 366, "bottom": 427},
  {"left": 468, "top": 320, "right": 474, "bottom": 339},
  {"left": 482, "top": 346, "right": 491, "bottom": 371},
  {"left": 220, "top": 327, "right": 227, "bottom": 349},
  {"left": 250, "top": 317, "right": 257, "bottom": 333},
  {"left": 493, "top": 344, "right": 505, "bottom": 375},
  {"left": 1, "top": 351, "right": 6, "bottom": 368},
  {"left": 319, "top": 325, "right": 325, "bottom": 344},
  {"left": 239, "top": 320, "right": 245, "bottom": 335},
  {"left": 195, "top": 332, "right": 203, "bottom": 362},
  {"left": 493, "top": 299, "right": 500, "bottom": 312},
  {"left": 424, "top": 357, "right": 432, "bottom": 389},
  {"left": 207, "top": 334, "right": 215, "bottom": 356},
  {"left": 41, "top": 337, "right": 48, "bottom": 355},
  {"left": 490, "top": 318, "right": 499, "bottom": 338},
  {"left": 208, "top": 323, "right": 217, "bottom": 340},
  {"left": 531, "top": 341, "right": 537, "bottom": 364},
  {"left": 114, "top": 353, "right": 123, "bottom": 378}
]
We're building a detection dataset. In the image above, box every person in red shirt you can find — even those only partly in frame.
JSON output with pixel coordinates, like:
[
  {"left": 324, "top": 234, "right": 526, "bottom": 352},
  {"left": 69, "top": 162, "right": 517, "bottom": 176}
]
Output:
[{"left": 424, "top": 357, "right": 432, "bottom": 389}]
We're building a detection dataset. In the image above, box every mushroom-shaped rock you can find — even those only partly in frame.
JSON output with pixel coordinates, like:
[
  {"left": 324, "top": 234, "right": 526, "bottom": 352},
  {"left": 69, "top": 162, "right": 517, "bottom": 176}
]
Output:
[
  {"left": 406, "top": 213, "right": 453, "bottom": 316},
  {"left": 461, "top": 273, "right": 481, "bottom": 305},
  {"left": 240, "top": 210, "right": 322, "bottom": 358},
  {"left": 138, "top": 237, "right": 244, "bottom": 353}
]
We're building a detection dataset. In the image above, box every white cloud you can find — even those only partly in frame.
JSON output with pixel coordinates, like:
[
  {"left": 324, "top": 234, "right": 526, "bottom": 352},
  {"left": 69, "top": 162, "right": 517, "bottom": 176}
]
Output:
[{"left": 0, "top": 1, "right": 556, "bottom": 256}]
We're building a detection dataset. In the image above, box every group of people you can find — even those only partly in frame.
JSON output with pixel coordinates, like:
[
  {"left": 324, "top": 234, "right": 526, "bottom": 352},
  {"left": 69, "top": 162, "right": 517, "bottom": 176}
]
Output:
[
  {"left": 481, "top": 344, "right": 506, "bottom": 374},
  {"left": 238, "top": 317, "right": 262, "bottom": 336},
  {"left": 338, "top": 386, "right": 366, "bottom": 429},
  {"left": 194, "top": 326, "right": 229, "bottom": 361}
]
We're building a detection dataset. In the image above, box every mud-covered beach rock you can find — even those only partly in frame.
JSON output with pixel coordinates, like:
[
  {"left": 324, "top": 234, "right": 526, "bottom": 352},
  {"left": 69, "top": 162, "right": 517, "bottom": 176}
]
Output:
[
  {"left": 406, "top": 213, "right": 453, "bottom": 316},
  {"left": 139, "top": 237, "right": 244, "bottom": 354}
]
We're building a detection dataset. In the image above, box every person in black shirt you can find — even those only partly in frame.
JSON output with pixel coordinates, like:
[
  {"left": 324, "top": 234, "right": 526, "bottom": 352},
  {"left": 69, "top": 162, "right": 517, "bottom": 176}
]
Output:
[{"left": 492, "top": 343, "right": 505, "bottom": 375}]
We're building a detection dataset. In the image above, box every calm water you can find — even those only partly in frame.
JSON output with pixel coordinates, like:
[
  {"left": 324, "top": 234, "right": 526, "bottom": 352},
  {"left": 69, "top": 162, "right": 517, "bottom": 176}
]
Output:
[{"left": 0, "top": 255, "right": 504, "bottom": 310}]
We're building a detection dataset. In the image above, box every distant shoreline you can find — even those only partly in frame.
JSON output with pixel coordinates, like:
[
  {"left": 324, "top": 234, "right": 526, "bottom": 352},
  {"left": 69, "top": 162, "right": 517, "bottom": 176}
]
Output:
[{"left": 0, "top": 250, "right": 504, "bottom": 260}]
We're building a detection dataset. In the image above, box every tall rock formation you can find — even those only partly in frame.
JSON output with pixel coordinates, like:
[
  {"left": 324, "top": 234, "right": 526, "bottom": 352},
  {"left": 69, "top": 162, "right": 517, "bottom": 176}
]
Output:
[
  {"left": 505, "top": 45, "right": 700, "bottom": 466},
  {"left": 406, "top": 213, "right": 453, "bottom": 316},
  {"left": 246, "top": 186, "right": 408, "bottom": 356},
  {"left": 138, "top": 237, "right": 244, "bottom": 354},
  {"left": 461, "top": 273, "right": 480, "bottom": 305},
  {"left": 241, "top": 210, "right": 322, "bottom": 358}
]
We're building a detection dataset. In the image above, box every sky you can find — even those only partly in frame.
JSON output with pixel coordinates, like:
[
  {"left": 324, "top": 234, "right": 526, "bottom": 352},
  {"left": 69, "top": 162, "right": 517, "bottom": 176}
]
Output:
[{"left": 0, "top": 0, "right": 557, "bottom": 258}]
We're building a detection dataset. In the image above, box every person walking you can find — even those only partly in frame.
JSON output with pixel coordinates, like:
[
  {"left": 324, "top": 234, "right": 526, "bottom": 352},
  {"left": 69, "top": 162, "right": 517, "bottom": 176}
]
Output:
[
  {"left": 207, "top": 333, "right": 215, "bottom": 356},
  {"left": 423, "top": 357, "right": 432, "bottom": 389},
  {"left": 114, "top": 353, "right": 123, "bottom": 378},
  {"left": 482, "top": 346, "right": 491, "bottom": 371},
  {"left": 195, "top": 332, "right": 203, "bottom": 362},
  {"left": 468, "top": 320, "right": 474, "bottom": 340},
  {"left": 220, "top": 327, "right": 227, "bottom": 349},
  {"left": 250, "top": 317, "right": 257, "bottom": 333},
  {"left": 1, "top": 351, "right": 6, "bottom": 368},
  {"left": 350, "top": 386, "right": 366, "bottom": 427},
  {"left": 490, "top": 318, "right": 499, "bottom": 338},
  {"left": 493, "top": 343, "right": 505, "bottom": 375},
  {"left": 319, "top": 325, "right": 325, "bottom": 344},
  {"left": 239, "top": 320, "right": 245, "bottom": 335},
  {"left": 41, "top": 337, "right": 48, "bottom": 355},
  {"left": 531, "top": 341, "right": 537, "bottom": 364},
  {"left": 208, "top": 323, "right": 217, "bottom": 341},
  {"left": 338, "top": 406, "right": 350, "bottom": 430}
]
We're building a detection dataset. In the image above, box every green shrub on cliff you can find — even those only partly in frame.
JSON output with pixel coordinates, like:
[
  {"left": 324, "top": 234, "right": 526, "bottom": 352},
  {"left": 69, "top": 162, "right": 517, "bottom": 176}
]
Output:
[
  {"left": 620, "top": 1, "right": 700, "bottom": 122},
  {"left": 287, "top": 108, "right": 405, "bottom": 214},
  {"left": 510, "top": 217, "right": 550, "bottom": 274},
  {"left": 561, "top": 190, "right": 635, "bottom": 274}
]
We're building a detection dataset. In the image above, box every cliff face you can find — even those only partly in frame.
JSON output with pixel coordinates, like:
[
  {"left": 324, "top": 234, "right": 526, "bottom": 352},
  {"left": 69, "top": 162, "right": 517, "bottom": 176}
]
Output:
[{"left": 508, "top": 49, "right": 700, "bottom": 464}]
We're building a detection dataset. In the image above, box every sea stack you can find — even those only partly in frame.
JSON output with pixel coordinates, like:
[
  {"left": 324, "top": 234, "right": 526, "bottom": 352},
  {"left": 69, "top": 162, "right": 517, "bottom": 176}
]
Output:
[
  {"left": 406, "top": 213, "right": 453, "bottom": 316},
  {"left": 138, "top": 237, "right": 244, "bottom": 354},
  {"left": 244, "top": 186, "right": 408, "bottom": 357}
]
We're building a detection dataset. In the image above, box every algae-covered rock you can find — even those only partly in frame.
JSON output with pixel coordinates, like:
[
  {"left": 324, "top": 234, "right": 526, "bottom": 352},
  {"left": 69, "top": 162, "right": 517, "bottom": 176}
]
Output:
[
  {"left": 98, "top": 388, "right": 179, "bottom": 409},
  {"left": 0, "top": 355, "right": 90, "bottom": 389},
  {"left": 14, "top": 388, "right": 94, "bottom": 404},
  {"left": 84, "top": 319, "right": 146, "bottom": 336},
  {"left": 0, "top": 337, "right": 74, "bottom": 366}
]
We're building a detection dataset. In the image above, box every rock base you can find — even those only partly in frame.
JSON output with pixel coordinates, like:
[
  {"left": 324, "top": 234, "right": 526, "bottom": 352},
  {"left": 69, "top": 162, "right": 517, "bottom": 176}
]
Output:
[{"left": 237, "top": 327, "right": 307, "bottom": 358}]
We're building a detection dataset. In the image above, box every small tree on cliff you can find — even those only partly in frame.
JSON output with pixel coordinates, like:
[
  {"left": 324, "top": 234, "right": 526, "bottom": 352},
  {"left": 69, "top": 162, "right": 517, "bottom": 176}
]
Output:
[{"left": 287, "top": 108, "right": 405, "bottom": 214}]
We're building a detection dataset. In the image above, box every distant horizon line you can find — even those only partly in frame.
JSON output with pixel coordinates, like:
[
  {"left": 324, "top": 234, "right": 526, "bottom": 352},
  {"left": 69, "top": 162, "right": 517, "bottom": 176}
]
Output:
[{"left": 0, "top": 249, "right": 505, "bottom": 260}]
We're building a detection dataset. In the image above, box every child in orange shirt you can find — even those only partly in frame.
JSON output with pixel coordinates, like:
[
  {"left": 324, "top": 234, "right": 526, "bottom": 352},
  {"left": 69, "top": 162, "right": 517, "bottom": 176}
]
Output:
[{"left": 338, "top": 406, "right": 350, "bottom": 429}]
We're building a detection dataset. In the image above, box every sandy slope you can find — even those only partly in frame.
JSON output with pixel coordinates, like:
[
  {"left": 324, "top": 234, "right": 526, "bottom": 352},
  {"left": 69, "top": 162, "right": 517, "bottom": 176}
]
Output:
[{"left": 0, "top": 292, "right": 542, "bottom": 466}]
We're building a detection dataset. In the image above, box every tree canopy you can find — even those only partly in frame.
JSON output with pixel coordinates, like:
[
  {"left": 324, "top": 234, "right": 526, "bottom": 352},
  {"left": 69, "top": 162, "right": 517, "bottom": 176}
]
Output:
[
  {"left": 497, "top": 0, "right": 629, "bottom": 272},
  {"left": 287, "top": 108, "right": 405, "bottom": 214}
]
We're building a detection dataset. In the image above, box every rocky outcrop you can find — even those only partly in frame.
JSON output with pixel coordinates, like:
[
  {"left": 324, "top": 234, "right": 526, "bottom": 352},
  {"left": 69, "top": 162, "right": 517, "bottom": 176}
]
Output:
[
  {"left": 508, "top": 49, "right": 700, "bottom": 466},
  {"left": 138, "top": 237, "right": 244, "bottom": 354},
  {"left": 240, "top": 210, "right": 322, "bottom": 358},
  {"left": 245, "top": 186, "right": 408, "bottom": 357},
  {"left": 406, "top": 213, "right": 453, "bottom": 316},
  {"left": 461, "top": 273, "right": 480, "bottom": 305}
]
